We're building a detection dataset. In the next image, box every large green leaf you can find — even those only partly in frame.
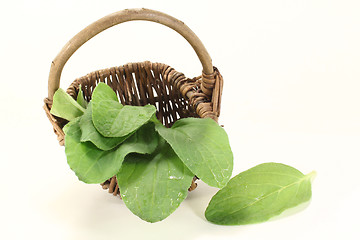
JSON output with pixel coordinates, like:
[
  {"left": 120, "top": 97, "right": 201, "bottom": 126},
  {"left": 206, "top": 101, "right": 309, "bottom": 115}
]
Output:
[
  {"left": 155, "top": 118, "right": 233, "bottom": 188},
  {"left": 117, "top": 139, "right": 194, "bottom": 223},
  {"left": 91, "top": 83, "right": 156, "bottom": 137},
  {"left": 50, "top": 88, "right": 85, "bottom": 121},
  {"left": 65, "top": 119, "right": 158, "bottom": 184},
  {"left": 205, "top": 163, "right": 316, "bottom": 225},
  {"left": 79, "top": 103, "right": 131, "bottom": 150}
]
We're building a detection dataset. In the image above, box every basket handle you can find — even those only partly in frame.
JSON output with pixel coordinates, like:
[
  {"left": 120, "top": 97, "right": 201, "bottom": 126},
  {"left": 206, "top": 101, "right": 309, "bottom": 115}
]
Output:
[{"left": 48, "top": 8, "right": 215, "bottom": 100}]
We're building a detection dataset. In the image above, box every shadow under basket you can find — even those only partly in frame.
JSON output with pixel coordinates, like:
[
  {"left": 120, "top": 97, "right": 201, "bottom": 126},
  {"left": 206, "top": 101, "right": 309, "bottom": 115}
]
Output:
[{"left": 43, "top": 9, "right": 224, "bottom": 197}]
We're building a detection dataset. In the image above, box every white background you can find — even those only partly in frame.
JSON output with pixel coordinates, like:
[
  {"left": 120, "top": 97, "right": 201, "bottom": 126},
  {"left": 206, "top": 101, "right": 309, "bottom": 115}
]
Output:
[{"left": 1, "top": 0, "right": 359, "bottom": 239}]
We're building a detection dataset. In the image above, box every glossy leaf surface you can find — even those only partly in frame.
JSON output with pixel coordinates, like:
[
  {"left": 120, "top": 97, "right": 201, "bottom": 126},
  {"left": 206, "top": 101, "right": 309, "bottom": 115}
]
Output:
[
  {"left": 155, "top": 118, "right": 233, "bottom": 188},
  {"left": 205, "top": 163, "right": 315, "bottom": 225},
  {"left": 92, "top": 83, "right": 156, "bottom": 137},
  {"left": 65, "top": 119, "right": 158, "bottom": 183},
  {"left": 79, "top": 103, "right": 131, "bottom": 150},
  {"left": 117, "top": 139, "right": 194, "bottom": 223},
  {"left": 50, "top": 88, "right": 85, "bottom": 121}
]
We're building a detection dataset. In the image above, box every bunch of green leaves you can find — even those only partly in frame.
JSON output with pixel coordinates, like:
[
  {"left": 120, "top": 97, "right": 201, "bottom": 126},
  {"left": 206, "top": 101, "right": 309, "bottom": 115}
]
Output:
[
  {"left": 50, "top": 83, "right": 315, "bottom": 225},
  {"left": 50, "top": 83, "right": 233, "bottom": 223}
]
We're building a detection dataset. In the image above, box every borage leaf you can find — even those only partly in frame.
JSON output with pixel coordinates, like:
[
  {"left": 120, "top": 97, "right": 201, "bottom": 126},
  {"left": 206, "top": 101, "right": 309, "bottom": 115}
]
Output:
[
  {"left": 80, "top": 103, "right": 131, "bottom": 150},
  {"left": 91, "top": 83, "right": 156, "bottom": 137},
  {"left": 65, "top": 119, "right": 158, "bottom": 184},
  {"left": 205, "top": 162, "right": 316, "bottom": 225},
  {"left": 77, "top": 85, "right": 88, "bottom": 109},
  {"left": 117, "top": 139, "right": 194, "bottom": 223},
  {"left": 155, "top": 118, "right": 233, "bottom": 188},
  {"left": 50, "top": 88, "right": 85, "bottom": 121}
]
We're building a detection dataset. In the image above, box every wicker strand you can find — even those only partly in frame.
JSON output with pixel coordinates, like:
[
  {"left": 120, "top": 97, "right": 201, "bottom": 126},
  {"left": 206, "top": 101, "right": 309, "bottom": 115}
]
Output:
[{"left": 200, "top": 70, "right": 216, "bottom": 96}]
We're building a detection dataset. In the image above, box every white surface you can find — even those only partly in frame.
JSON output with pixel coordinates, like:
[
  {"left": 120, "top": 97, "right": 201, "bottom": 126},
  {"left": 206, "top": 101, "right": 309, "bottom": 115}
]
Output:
[{"left": 1, "top": 0, "right": 359, "bottom": 239}]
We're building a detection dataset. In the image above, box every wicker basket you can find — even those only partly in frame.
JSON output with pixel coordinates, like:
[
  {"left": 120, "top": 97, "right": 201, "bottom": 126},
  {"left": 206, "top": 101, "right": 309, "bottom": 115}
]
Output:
[{"left": 44, "top": 8, "right": 224, "bottom": 196}]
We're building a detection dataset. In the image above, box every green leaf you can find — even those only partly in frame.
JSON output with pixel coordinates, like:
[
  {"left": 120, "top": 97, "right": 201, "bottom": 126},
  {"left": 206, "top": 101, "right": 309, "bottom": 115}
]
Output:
[
  {"left": 79, "top": 103, "right": 131, "bottom": 150},
  {"left": 155, "top": 118, "right": 233, "bottom": 188},
  {"left": 62, "top": 117, "right": 80, "bottom": 135},
  {"left": 50, "top": 88, "right": 85, "bottom": 121},
  {"left": 65, "top": 119, "right": 159, "bottom": 184},
  {"left": 205, "top": 163, "right": 316, "bottom": 225},
  {"left": 76, "top": 85, "right": 88, "bottom": 108},
  {"left": 92, "top": 83, "right": 157, "bottom": 137},
  {"left": 117, "top": 139, "right": 194, "bottom": 223}
]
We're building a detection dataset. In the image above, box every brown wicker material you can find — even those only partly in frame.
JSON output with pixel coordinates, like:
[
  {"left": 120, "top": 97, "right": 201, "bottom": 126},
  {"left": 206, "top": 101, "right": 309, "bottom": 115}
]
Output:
[{"left": 44, "top": 9, "right": 224, "bottom": 195}]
